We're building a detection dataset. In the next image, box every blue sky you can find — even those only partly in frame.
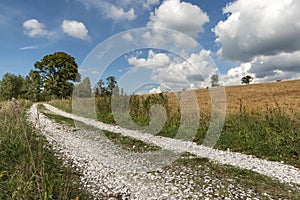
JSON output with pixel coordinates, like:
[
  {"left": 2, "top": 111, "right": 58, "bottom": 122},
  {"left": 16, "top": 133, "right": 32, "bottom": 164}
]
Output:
[{"left": 1, "top": 0, "right": 300, "bottom": 93}]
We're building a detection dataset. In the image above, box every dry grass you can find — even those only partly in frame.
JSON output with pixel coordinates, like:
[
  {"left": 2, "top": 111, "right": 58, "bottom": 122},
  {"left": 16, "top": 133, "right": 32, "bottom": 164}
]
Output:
[
  {"left": 161, "top": 79, "right": 300, "bottom": 117},
  {"left": 223, "top": 79, "right": 300, "bottom": 115},
  {"left": 0, "top": 100, "right": 91, "bottom": 199},
  {"left": 48, "top": 80, "right": 300, "bottom": 167},
  {"left": 50, "top": 79, "right": 300, "bottom": 118}
]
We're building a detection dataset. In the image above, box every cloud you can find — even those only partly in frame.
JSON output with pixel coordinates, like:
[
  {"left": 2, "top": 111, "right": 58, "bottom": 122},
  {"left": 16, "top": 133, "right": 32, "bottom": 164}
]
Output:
[
  {"left": 149, "top": 86, "right": 162, "bottom": 94},
  {"left": 19, "top": 45, "right": 40, "bottom": 50},
  {"left": 107, "top": 5, "right": 136, "bottom": 21},
  {"left": 255, "top": 70, "right": 300, "bottom": 83},
  {"left": 61, "top": 20, "right": 91, "bottom": 41},
  {"left": 153, "top": 50, "right": 216, "bottom": 88},
  {"left": 23, "top": 19, "right": 52, "bottom": 38},
  {"left": 128, "top": 50, "right": 171, "bottom": 69},
  {"left": 220, "top": 51, "right": 300, "bottom": 86},
  {"left": 143, "top": 0, "right": 160, "bottom": 10},
  {"left": 76, "top": 0, "right": 136, "bottom": 21},
  {"left": 128, "top": 49, "right": 217, "bottom": 89},
  {"left": 122, "top": 32, "right": 134, "bottom": 41},
  {"left": 220, "top": 63, "right": 253, "bottom": 86},
  {"left": 249, "top": 51, "right": 300, "bottom": 79},
  {"left": 147, "top": 0, "right": 209, "bottom": 38},
  {"left": 214, "top": 0, "right": 300, "bottom": 62}
]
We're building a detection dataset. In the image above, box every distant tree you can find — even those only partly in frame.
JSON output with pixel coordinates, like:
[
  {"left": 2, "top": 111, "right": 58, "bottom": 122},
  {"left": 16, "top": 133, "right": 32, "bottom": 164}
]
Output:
[
  {"left": 95, "top": 87, "right": 100, "bottom": 97},
  {"left": 73, "top": 77, "right": 92, "bottom": 98},
  {"left": 0, "top": 73, "right": 24, "bottom": 100},
  {"left": 241, "top": 75, "right": 253, "bottom": 84},
  {"left": 22, "top": 70, "right": 42, "bottom": 101},
  {"left": 34, "top": 52, "right": 80, "bottom": 99},
  {"left": 106, "top": 76, "right": 117, "bottom": 94},
  {"left": 210, "top": 74, "right": 220, "bottom": 87},
  {"left": 95, "top": 79, "right": 106, "bottom": 96}
]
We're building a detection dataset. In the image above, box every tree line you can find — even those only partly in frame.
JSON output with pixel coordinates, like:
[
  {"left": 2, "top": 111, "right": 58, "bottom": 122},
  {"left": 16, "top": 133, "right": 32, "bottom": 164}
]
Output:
[
  {"left": 73, "top": 76, "right": 120, "bottom": 98},
  {"left": 0, "top": 52, "right": 80, "bottom": 101},
  {"left": 0, "top": 51, "right": 120, "bottom": 102},
  {"left": 0, "top": 51, "right": 255, "bottom": 101}
]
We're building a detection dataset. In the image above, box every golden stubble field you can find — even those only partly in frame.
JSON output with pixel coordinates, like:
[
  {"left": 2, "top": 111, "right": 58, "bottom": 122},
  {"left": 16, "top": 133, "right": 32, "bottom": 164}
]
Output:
[
  {"left": 164, "top": 79, "right": 300, "bottom": 117},
  {"left": 52, "top": 79, "right": 300, "bottom": 120}
]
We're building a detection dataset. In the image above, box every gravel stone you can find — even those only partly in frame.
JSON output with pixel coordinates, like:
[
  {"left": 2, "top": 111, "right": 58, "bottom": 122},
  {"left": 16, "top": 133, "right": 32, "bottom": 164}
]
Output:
[{"left": 27, "top": 104, "right": 300, "bottom": 199}]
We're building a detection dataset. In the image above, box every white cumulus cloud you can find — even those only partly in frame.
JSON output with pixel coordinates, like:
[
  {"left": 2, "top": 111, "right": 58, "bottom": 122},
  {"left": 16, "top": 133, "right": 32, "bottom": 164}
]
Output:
[
  {"left": 23, "top": 19, "right": 52, "bottom": 38},
  {"left": 214, "top": 0, "right": 300, "bottom": 62},
  {"left": 147, "top": 0, "right": 209, "bottom": 38},
  {"left": 149, "top": 86, "right": 162, "bottom": 94},
  {"left": 249, "top": 51, "right": 300, "bottom": 80},
  {"left": 128, "top": 49, "right": 217, "bottom": 89},
  {"left": 220, "top": 51, "right": 300, "bottom": 86},
  {"left": 220, "top": 63, "right": 254, "bottom": 86},
  {"left": 128, "top": 50, "right": 171, "bottom": 69},
  {"left": 106, "top": 5, "right": 136, "bottom": 21},
  {"left": 143, "top": 0, "right": 160, "bottom": 10},
  {"left": 77, "top": 0, "right": 156, "bottom": 21},
  {"left": 214, "top": 0, "right": 300, "bottom": 84},
  {"left": 61, "top": 20, "right": 91, "bottom": 41}
]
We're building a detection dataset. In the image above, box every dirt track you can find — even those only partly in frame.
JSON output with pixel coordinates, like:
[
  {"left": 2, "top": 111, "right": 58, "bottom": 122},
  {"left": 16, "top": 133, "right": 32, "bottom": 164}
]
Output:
[{"left": 27, "top": 103, "right": 300, "bottom": 199}]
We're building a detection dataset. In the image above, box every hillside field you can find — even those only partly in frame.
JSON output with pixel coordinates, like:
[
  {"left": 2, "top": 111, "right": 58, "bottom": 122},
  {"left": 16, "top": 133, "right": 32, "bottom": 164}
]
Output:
[{"left": 50, "top": 79, "right": 300, "bottom": 168}]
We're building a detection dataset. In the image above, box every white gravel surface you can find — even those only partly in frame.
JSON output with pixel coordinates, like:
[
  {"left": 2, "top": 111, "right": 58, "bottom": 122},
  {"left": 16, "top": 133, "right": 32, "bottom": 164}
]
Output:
[{"left": 27, "top": 103, "right": 300, "bottom": 199}]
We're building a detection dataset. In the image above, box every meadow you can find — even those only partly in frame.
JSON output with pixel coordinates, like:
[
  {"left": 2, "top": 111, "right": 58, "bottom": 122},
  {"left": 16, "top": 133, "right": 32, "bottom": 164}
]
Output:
[
  {"left": 50, "top": 79, "right": 300, "bottom": 168},
  {"left": 0, "top": 101, "right": 91, "bottom": 199},
  {"left": 0, "top": 79, "right": 299, "bottom": 199}
]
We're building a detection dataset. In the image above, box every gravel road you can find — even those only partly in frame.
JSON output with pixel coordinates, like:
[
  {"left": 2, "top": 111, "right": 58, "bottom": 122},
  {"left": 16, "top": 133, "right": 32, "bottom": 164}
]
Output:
[{"left": 27, "top": 103, "right": 300, "bottom": 199}]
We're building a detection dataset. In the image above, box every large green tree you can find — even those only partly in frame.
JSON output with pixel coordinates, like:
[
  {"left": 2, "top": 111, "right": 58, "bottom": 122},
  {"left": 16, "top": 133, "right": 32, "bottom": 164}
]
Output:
[
  {"left": 22, "top": 70, "right": 42, "bottom": 101},
  {"left": 241, "top": 75, "right": 253, "bottom": 85},
  {"left": 34, "top": 52, "right": 80, "bottom": 99},
  {"left": 0, "top": 73, "right": 24, "bottom": 100}
]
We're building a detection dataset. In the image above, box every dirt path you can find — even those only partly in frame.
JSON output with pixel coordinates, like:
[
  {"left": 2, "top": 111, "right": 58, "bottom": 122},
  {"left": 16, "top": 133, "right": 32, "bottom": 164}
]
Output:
[{"left": 27, "top": 103, "right": 300, "bottom": 199}]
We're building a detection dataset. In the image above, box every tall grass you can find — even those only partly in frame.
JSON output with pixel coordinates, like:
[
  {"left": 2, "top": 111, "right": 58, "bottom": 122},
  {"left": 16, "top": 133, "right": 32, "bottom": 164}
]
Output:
[
  {"left": 48, "top": 98, "right": 72, "bottom": 113},
  {"left": 105, "top": 93, "right": 300, "bottom": 168},
  {"left": 213, "top": 106, "right": 300, "bottom": 168},
  {"left": 0, "top": 100, "right": 90, "bottom": 199},
  {"left": 48, "top": 84, "right": 300, "bottom": 168}
]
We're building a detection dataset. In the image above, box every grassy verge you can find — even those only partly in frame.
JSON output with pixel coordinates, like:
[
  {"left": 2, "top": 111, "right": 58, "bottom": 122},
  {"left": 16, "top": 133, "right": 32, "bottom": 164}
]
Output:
[
  {"left": 48, "top": 98, "right": 72, "bottom": 113},
  {"left": 47, "top": 96, "right": 300, "bottom": 168},
  {"left": 103, "top": 130, "right": 161, "bottom": 153},
  {"left": 38, "top": 105, "right": 161, "bottom": 154},
  {"left": 163, "top": 154, "right": 300, "bottom": 199},
  {"left": 0, "top": 101, "right": 91, "bottom": 199},
  {"left": 46, "top": 99, "right": 300, "bottom": 197},
  {"left": 214, "top": 111, "right": 300, "bottom": 168},
  {"left": 37, "top": 104, "right": 75, "bottom": 127}
]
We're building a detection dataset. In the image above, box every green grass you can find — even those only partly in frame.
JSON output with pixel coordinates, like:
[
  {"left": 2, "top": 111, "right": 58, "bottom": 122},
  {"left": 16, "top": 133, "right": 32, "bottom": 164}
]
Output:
[
  {"left": 37, "top": 104, "right": 75, "bottom": 127},
  {"left": 45, "top": 99, "right": 300, "bottom": 197},
  {"left": 47, "top": 97, "right": 300, "bottom": 168},
  {"left": 48, "top": 98, "right": 72, "bottom": 113},
  {"left": 0, "top": 101, "right": 91, "bottom": 199},
  {"left": 213, "top": 112, "right": 300, "bottom": 168},
  {"left": 103, "top": 130, "right": 161, "bottom": 153},
  {"left": 39, "top": 103, "right": 160, "bottom": 153},
  {"left": 166, "top": 155, "right": 300, "bottom": 199}
]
